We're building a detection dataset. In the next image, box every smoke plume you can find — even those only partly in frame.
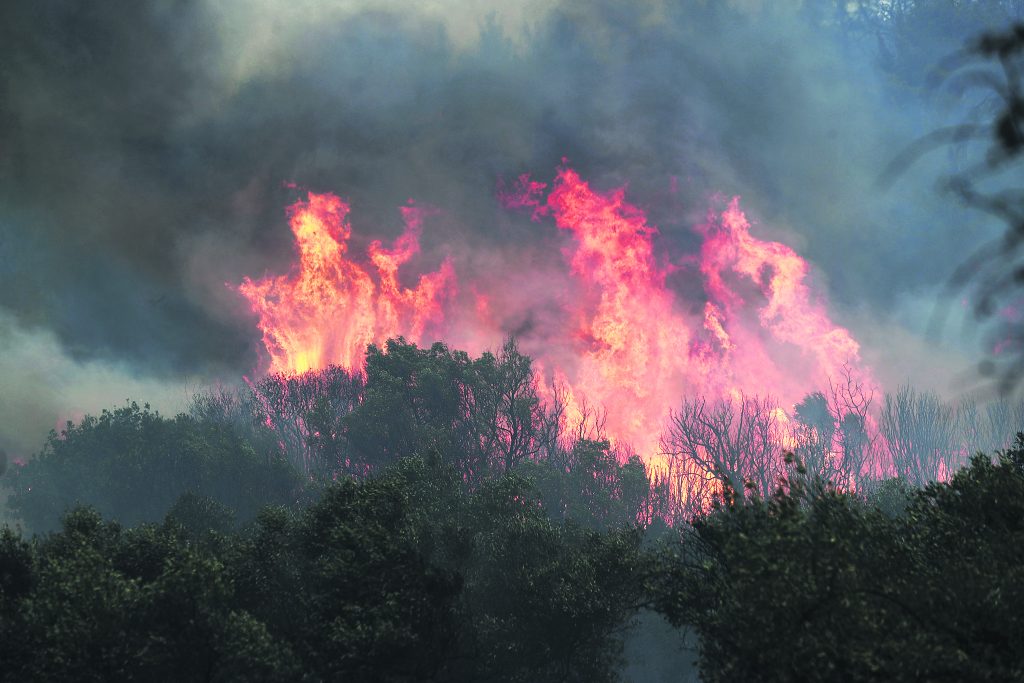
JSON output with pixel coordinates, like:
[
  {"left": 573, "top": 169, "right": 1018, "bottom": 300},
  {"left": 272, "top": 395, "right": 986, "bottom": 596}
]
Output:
[{"left": 1, "top": 0, "right": 1015, "bottom": 454}]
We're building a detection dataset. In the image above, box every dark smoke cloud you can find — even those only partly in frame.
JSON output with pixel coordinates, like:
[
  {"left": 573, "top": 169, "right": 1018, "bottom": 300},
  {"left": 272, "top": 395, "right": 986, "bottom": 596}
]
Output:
[{"left": 1, "top": 0, "right": 1017, "bottom": 451}]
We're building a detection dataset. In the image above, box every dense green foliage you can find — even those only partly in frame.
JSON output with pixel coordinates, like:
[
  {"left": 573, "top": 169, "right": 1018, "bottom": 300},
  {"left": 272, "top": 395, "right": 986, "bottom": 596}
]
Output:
[
  {"left": 347, "top": 338, "right": 545, "bottom": 480},
  {"left": 5, "top": 340, "right": 1024, "bottom": 680},
  {"left": 4, "top": 402, "right": 303, "bottom": 532},
  {"left": 6, "top": 427, "right": 1024, "bottom": 680},
  {"left": 649, "top": 438, "right": 1024, "bottom": 682},
  {"left": 0, "top": 457, "right": 641, "bottom": 682}
]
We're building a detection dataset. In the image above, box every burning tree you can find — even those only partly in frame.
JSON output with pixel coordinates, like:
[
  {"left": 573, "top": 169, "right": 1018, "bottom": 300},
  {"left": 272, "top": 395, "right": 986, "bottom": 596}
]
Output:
[
  {"left": 661, "top": 393, "right": 786, "bottom": 504},
  {"left": 232, "top": 165, "right": 878, "bottom": 480}
]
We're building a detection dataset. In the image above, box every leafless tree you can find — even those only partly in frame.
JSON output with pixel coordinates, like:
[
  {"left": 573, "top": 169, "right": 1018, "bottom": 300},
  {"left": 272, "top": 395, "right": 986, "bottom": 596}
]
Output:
[
  {"left": 536, "top": 380, "right": 568, "bottom": 467},
  {"left": 955, "top": 396, "right": 983, "bottom": 470},
  {"left": 980, "top": 395, "right": 1024, "bottom": 452},
  {"left": 954, "top": 395, "right": 1024, "bottom": 462},
  {"left": 661, "top": 393, "right": 785, "bottom": 502},
  {"left": 246, "top": 365, "right": 364, "bottom": 478},
  {"left": 535, "top": 380, "right": 612, "bottom": 472},
  {"left": 662, "top": 451, "right": 720, "bottom": 523},
  {"left": 189, "top": 384, "right": 249, "bottom": 427},
  {"left": 826, "top": 365, "right": 880, "bottom": 489},
  {"left": 881, "top": 384, "right": 957, "bottom": 487}
]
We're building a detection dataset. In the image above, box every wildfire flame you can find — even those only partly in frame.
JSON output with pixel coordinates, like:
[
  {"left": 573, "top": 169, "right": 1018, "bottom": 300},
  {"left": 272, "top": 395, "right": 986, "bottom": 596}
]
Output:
[
  {"left": 235, "top": 192, "right": 454, "bottom": 374},
  {"left": 698, "top": 198, "right": 873, "bottom": 400},
  {"left": 233, "top": 165, "right": 876, "bottom": 463}
]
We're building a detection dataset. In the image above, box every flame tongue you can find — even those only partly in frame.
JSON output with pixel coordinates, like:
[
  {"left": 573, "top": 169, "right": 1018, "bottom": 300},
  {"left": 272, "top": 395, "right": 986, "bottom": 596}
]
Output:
[
  {"left": 699, "top": 198, "right": 876, "bottom": 400},
  {"left": 235, "top": 192, "right": 454, "bottom": 375},
  {"left": 368, "top": 205, "right": 455, "bottom": 347},
  {"left": 545, "top": 168, "right": 694, "bottom": 456},
  {"left": 501, "top": 167, "right": 877, "bottom": 457},
  {"left": 234, "top": 166, "right": 877, "bottom": 464}
]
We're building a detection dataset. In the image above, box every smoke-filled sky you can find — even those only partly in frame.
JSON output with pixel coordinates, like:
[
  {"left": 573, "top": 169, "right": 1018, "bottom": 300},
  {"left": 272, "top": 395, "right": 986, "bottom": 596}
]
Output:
[{"left": 1, "top": 0, "right": 1020, "bottom": 456}]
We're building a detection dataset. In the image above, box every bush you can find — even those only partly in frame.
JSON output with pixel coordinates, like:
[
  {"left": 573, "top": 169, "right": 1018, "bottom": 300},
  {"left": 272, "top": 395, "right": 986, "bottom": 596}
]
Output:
[
  {"left": 3, "top": 402, "right": 304, "bottom": 532},
  {"left": 0, "top": 456, "right": 644, "bottom": 682},
  {"left": 649, "top": 436, "right": 1024, "bottom": 682}
]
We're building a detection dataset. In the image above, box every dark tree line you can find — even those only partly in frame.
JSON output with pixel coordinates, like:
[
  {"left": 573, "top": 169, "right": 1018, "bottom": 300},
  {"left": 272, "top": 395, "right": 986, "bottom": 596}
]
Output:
[
  {"left": 2, "top": 335, "right": 1024, "bottom": 680},
  {"left": 0, "top": 458, "right": 643, "bottom": 682},
  {"left": 4, "top": 381, "right": 1024, "bottom": 680},
  {"left": 185, "top": 337, "right": 669, "bottom": 532},
  {"left": 4, "top": 402, "right": 303, "bottom": 533},
  {"left": 649, "top": 436, "right": 1024, "bottom": 682},
  {"left": 9, "top": 335, "right": 1024, "bottom": 537}
]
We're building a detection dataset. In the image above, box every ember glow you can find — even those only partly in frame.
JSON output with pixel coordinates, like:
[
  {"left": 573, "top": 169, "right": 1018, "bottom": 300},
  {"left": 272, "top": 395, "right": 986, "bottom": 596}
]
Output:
[{"left": 235, "top": 165, "right": 875, "bottom": 462}]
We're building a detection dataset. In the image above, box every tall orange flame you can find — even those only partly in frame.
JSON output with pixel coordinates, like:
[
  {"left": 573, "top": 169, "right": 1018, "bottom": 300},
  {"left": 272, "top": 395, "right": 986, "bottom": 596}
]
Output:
[
  {"left": 234, "top": 192, "right": 454, "bottom": 374},
  {"left": 544, "top": 168, "right": 695, "bottom": 456},
  {"left": 500, "top": 168, "right": 876, "bottom": 458},
  {"left": 234, "top": 167, "right": 876, "bottom": 465},
  {"left": 699, "top": 198, "right": 873, "bottom": 398}
]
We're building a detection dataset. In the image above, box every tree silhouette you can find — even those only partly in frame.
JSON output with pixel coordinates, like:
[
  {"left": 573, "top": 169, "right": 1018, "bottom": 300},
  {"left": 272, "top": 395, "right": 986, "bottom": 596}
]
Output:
[{"left": 885, "top": 21, "right": 1024, "bottom": 391}]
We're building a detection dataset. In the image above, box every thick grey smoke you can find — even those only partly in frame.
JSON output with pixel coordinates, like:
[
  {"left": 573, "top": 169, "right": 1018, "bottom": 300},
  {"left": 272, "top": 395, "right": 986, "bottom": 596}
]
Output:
[{"left": 1, "top": 0, "right": 1018, "bottom": 454}]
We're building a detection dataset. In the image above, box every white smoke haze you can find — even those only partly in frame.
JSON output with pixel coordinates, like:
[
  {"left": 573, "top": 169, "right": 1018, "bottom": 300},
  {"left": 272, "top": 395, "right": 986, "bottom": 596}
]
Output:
[
  {"left": 0, "top": 0, "right": 1020, "bottom": 455},
  {"left": 210, "top": 0, "right": 552, "bottom": 79},
  {"left": 0, "top": 313, "right": 192, "bottom": 459}
]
